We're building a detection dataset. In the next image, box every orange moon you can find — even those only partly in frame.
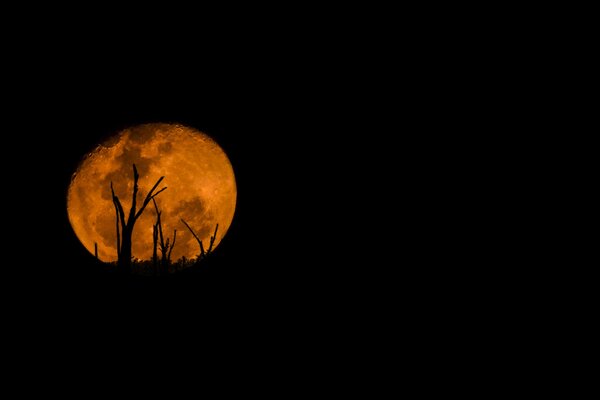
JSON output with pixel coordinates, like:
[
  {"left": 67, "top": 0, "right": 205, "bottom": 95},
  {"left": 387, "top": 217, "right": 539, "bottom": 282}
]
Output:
[{"left": 67, "top": 123, "right": 237, "bottom": 264}]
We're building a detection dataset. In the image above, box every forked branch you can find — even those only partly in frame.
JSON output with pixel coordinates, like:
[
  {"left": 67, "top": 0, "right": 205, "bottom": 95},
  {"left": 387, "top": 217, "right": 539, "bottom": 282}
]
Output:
[
  {"left": 135, "top": 175, "right": 166, "bottom": 220},
  {"left": 181, "top": 219, "right": 219, "bottom": 260}
]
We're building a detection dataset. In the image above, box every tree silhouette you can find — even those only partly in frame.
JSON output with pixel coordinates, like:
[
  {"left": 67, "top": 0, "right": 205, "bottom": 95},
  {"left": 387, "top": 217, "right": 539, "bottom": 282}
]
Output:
[
  {"left": 110, "top": 164, "right": 167, "bottom": 273},
  {"left": 181, "top": 219, "right": 218, "bottom": 262},
  {"left": 152, "top": 198, "right": 176, "bottom": 275},
  {"left": 152, "top": 223, "right": 159, "bottom": 274}
]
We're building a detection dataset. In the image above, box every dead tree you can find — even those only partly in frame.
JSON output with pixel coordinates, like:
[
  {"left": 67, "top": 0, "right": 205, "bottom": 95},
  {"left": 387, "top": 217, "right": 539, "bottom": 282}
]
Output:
[
  {"left": 152, "top": 198, "right": 176, "bottom": 275},
  {"left": 181, "top": 219, "right": 218, "bottom": 262},
  {"left": 110, "top": 164, "right": 167, "bottom": 273}
]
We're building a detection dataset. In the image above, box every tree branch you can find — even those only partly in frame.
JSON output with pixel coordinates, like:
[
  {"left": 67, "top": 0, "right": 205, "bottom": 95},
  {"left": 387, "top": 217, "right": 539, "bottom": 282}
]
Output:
[
  {"left": 127, "top": 164, "right": 140, "bottom": 226},
  {"left": 207, "top": 224, "right": 219, "bottom": 254},
  {"left": 168, "top": 229, "right": 177, "bottom": 262},
  {"left": 111, "top": 181, "right": 125, "bottom": 254},
  {"left": 200, "top": 239, "right": 205, "bottom": 257},
  {"left": 153, "top": 198, "right": 165, "bottom": 249},
  {"left": 135, "top": 177, "right": 166, "bottom": 220},
  {"left": 149, "top": 187, "right": 167, "bottom": 200},
  {"left": 181, "top": 218, "right": 204, "bottom": 256}
]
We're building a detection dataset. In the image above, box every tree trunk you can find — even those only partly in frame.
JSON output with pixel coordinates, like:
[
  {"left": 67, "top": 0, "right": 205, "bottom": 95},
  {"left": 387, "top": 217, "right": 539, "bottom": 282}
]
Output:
[
  {"left": 161, "top": 254, "right": 168, "bottom": 275},
  {"left": 110, "top": 164, "right": 167, "bottom": 274},
  {"left": 118, "top": 227, "right": 133, "bottom": 273}
]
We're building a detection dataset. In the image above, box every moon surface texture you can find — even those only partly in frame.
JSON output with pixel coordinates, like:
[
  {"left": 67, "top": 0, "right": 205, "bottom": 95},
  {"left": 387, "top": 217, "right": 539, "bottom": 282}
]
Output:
[{"left": 67, "top": 123, "right": 236, "bottom": 264}]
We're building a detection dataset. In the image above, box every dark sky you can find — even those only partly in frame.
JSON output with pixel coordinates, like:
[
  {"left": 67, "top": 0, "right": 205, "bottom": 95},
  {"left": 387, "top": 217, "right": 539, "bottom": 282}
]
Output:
[
  {"left": 4, "top": 48, "right": 413, "bottom": 333},
  {"left": 0, "top": 31, "right": 511, "bottom": 372},
  {"left": 8, "top": 71, "right": 361, "bottom": 317},
  {"left": 0, "top": 12, "right": 522, "bottom": 373}
]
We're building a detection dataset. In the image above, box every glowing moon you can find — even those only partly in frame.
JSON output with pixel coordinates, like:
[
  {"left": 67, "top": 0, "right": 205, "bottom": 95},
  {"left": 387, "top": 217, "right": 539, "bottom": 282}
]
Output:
[{"left": 67, "top": 123, "right": 236, "bottom": 266}]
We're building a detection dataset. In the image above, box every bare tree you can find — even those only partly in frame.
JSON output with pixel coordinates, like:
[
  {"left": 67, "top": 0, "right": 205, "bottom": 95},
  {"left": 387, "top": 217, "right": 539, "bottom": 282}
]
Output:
[
  {"left": 110, "top": 164, "right": 167, "bottom": 273},
  {"left": 181, "top": 219, "right": 218, "bottom": 262},
  {"left": 152, "top": 198, "right": 176, "bottom": 275}
]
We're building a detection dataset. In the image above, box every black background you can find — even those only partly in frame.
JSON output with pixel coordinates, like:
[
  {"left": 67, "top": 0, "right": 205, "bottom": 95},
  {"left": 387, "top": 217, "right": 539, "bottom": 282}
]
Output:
[
  {"left": 0, "top": 8, "right": 545, "bottom": 388},
  {"left": 3, "top": 43, "right": 482, "bottom": 327},
  {"left": 0, "top": 16, "right": 408, "bottom": 377},
  {"left": 6, "top": 62, "right": 375, "bottom": 325},
  {"left": 2, "top": 18, "right": 458, "bottom": 346}
]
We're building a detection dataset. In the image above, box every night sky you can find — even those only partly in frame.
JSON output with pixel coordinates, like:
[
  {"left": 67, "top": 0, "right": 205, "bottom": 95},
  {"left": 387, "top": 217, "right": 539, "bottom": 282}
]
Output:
[
  {"left": 5, "top": 46, "right": 407, "bottom": 335},
  {"left": 8, "top": 71, "right": 355, "bottom": 319},
  {"left": 0, "top": 11, "right": 521, "bottom": 381}
]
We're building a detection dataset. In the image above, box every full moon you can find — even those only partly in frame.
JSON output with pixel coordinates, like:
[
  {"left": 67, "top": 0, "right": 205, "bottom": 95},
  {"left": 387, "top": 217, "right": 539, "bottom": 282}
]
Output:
[{"left": 67, "top": 123, "right": 237, "bottom": 267}]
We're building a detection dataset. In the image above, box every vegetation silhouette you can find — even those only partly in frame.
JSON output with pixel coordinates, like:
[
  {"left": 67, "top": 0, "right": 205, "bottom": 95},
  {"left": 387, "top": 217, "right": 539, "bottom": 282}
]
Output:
[
  {"left": 152, "top": 198, "right": 176, "bottom": 276},
  {"left": 181, "top": 219, "right": 219, "bottom": 261},
  {"left": 102, "top": 163, "right": 220, "bottom": 276},
  {"left": 104, "top": 256, "right": 201, "bottom": 277},
  {"left": 110, "top": 164, "right": 166, "bottom": 274}
]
